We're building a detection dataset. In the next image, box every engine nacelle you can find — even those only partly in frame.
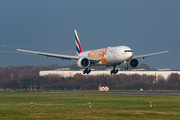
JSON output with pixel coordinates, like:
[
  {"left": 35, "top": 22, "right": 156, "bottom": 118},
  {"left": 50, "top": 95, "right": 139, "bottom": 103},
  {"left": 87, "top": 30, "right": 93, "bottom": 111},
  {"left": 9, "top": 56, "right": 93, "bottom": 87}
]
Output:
[
  {"left": 76, "top": 58, "right": 90, "bottom": 68},
  {"left": 129, "top": 59, "right": 139, "bottom": 68}
]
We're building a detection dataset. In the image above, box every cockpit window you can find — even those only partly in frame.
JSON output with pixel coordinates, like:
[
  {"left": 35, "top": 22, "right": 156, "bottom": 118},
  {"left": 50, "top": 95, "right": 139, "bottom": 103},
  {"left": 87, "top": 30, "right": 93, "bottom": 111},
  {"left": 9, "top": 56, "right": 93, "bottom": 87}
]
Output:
[{"left": 124, "top": 50, "right": 133, "bottom": 52}]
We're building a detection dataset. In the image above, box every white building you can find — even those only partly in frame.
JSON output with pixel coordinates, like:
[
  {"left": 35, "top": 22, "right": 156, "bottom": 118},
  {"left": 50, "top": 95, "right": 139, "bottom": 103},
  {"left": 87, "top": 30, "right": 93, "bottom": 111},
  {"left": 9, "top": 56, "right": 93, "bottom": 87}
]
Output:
[{"left": 39, "top": 70, "right": 180, "bottom": 79}]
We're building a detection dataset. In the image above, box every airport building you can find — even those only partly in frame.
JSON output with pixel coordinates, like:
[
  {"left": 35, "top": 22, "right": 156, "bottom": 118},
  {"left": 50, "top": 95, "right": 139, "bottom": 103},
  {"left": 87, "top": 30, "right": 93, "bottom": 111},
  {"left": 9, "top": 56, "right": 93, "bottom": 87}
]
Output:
[{"left": 39, "top": 69, "right": 180, "bottom": 79}]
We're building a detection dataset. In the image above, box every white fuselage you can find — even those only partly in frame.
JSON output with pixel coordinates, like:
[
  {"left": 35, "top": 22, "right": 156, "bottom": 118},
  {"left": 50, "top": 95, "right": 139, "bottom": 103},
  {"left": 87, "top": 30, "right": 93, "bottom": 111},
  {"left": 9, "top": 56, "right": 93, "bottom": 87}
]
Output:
[{"left": 77, "top": 46, "right": 133, "bottom": 66}]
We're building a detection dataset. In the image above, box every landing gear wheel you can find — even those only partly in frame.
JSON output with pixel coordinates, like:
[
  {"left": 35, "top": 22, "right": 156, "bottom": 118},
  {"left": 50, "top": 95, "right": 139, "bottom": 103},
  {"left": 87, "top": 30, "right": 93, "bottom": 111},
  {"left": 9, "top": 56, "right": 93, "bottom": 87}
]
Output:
[
  {"left": 111, "top": 70, "right": 113, "bottom": 74},
  {"left": 115, "top": 69, "right": 118, "bottom": 74},
  {"left": 83, "top": 68, "right": 91, "bottom": 74},
  {"left": 86, "top": 69, "right": 91, "bottom": 74},
  {"left": 87, "top": 69, "right": 91, "bottom": 74},
  {"left": 110, "top": 64, "right": 119, "bottom": 74},
  {"left": 110, "top": 69, "right": 118, "bottom": 74}
]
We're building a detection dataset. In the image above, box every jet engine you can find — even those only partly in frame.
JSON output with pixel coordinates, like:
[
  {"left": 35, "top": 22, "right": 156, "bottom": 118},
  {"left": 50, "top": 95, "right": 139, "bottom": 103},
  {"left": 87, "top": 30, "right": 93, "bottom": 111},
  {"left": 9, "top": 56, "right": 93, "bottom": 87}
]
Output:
[
  {"left": 76, "top": 58, "right": 90, "bottom": 68},
  {"left": 129, "top": 59, "right": 139, "bottom": 68}
]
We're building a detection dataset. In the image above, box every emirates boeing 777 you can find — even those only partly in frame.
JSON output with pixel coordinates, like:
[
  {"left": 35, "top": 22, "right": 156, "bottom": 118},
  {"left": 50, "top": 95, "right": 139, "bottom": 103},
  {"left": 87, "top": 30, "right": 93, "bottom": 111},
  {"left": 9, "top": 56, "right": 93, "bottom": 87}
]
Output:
[{"left": 16, "top": 30, "right": 169, "bottom": 74}]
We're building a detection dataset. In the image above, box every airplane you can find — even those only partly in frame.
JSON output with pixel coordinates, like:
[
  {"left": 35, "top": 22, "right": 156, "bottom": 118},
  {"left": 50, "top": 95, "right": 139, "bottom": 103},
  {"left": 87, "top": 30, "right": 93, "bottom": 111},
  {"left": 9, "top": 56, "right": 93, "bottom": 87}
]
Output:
[{"left": 15, "top": 30, "right": 169, "bottom": 74}]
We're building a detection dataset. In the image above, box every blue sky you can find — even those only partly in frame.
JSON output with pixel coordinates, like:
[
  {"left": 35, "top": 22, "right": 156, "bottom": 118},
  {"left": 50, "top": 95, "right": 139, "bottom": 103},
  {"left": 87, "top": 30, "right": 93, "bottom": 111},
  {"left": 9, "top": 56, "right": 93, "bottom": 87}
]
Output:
[{"left": 0, "top": 0, "right": 179, "bottom": 69}]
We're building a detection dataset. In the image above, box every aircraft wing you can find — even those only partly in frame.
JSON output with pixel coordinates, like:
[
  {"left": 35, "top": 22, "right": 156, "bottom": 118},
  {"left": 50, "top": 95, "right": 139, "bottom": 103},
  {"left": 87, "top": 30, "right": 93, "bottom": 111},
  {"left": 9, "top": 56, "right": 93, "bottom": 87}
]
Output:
[
  {"left": 15, "top": 48, "right": 101, "bottom": 62},
  {"left": 133, "top": 50, "right": 169, "bottom": 59},
  {"left": 15, "top": 48, "right": 80, "bottom": 60}
]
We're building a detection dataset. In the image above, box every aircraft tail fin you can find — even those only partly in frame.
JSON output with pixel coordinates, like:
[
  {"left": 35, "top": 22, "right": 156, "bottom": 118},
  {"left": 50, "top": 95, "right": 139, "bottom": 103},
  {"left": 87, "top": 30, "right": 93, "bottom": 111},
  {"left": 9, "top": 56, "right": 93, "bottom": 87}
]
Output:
[{"left": 74, "top": 30, "right": 83, "bottom": 54}]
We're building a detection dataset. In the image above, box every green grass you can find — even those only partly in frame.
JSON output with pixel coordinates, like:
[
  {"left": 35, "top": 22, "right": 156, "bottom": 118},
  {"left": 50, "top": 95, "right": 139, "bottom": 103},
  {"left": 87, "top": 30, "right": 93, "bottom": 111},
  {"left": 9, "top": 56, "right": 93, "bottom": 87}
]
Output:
[{"left": 0, "top": 91, "right": 180, "bottom": 119}]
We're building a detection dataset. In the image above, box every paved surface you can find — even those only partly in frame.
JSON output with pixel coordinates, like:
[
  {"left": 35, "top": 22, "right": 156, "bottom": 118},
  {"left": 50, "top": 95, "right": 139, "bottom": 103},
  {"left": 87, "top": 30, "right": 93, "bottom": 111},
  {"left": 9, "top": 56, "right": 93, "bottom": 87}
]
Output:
[{"left": 55, "top": 91, "right": 180, "bottom": 96}]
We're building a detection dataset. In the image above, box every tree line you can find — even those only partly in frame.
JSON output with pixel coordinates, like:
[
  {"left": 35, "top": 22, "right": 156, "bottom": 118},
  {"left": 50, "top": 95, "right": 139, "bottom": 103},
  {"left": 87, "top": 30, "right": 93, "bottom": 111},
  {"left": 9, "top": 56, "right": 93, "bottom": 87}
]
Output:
[{"left": 0, "top": 65, "right": 180, "bottom": 90}]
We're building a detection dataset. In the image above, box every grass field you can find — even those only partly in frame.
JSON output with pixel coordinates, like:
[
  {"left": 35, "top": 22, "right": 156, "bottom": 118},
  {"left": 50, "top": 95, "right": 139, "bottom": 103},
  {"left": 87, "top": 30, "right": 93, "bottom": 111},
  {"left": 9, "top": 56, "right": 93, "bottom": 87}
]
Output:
[{"left": 0, "top": 91, "right": 180, "bottom": 120}]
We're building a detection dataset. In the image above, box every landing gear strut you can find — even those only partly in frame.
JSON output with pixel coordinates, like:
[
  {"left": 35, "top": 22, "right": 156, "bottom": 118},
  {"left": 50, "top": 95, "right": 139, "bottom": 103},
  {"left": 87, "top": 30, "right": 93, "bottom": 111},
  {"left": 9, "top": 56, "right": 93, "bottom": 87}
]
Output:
[
  {"left": 124, "top": 63, "right": 129, "bottom": 70},
  {"left": 110, "top": 64, "right": 118, "bottom": 74},
  {"left": 83, "top": 68, "right": 91, "bottom": 74}
]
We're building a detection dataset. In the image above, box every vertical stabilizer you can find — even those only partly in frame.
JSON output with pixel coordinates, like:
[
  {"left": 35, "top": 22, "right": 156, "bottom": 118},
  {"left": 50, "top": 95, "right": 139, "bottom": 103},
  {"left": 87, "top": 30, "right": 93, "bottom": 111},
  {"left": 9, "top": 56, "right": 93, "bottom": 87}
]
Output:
[{"left": 74, "top": 30, "right": 83, "bottom": 54}]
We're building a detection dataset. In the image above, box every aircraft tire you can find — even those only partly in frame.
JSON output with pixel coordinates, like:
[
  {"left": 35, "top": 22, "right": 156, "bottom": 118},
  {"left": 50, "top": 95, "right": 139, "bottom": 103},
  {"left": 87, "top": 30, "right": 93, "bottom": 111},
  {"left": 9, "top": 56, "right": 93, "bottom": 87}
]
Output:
[
  {"left": 88, "top": 69, "right": 91, "bottom": 74},
  {"left": 115, "top": 69, "right": 118, "bottom": 74},
  {"left": 111, "top": 69, "right": 115, "bottom": 74}
]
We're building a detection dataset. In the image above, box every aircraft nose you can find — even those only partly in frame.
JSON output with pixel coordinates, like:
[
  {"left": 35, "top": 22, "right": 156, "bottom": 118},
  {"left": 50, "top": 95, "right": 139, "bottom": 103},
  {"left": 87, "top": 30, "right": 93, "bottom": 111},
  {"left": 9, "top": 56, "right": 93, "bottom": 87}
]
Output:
[{"left": 127, "top": 52, "right": 133, "bottom": 60}]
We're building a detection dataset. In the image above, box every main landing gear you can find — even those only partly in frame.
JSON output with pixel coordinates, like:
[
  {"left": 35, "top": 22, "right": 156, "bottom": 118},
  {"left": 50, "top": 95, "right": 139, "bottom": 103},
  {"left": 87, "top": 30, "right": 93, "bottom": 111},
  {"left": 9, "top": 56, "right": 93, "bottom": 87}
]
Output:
[
  {"left": 83, "top": 68, "right": 91, "bottom": 74},
  {"left": 110, "top": 64, "right": 118, "bottom": 74}
]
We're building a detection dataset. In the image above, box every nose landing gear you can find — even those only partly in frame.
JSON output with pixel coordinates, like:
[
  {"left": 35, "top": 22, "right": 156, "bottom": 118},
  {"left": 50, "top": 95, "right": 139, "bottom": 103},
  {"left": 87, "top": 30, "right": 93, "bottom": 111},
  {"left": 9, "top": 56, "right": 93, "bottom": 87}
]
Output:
[
  {"left": 124, "top": 62, "right": 129, "bottom": 70},
  {"left": 124, "top": 65, "right": 128, "bottom": 70}
]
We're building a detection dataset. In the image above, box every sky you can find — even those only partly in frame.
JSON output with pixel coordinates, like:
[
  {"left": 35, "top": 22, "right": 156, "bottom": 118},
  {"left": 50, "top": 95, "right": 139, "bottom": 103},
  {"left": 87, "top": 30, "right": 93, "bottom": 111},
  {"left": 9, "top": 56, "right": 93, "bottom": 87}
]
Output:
[{"left": 0, "top": 0, "right": 180, "bottom": 69}]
